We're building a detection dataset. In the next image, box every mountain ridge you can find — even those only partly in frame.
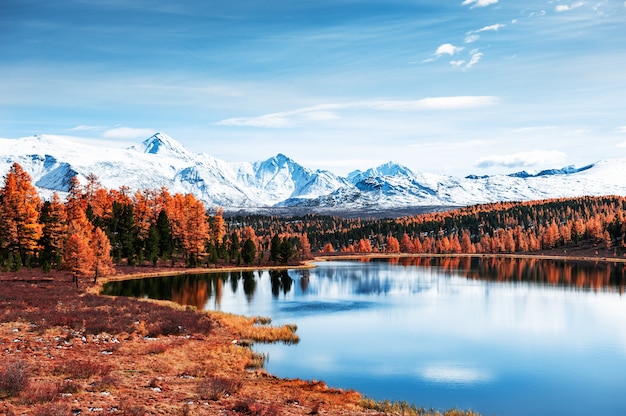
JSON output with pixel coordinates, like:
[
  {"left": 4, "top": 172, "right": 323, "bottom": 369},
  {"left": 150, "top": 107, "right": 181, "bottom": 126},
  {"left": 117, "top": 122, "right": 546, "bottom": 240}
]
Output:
[{"left": 1, "top": 133, "right": 625, "bottom": 210}]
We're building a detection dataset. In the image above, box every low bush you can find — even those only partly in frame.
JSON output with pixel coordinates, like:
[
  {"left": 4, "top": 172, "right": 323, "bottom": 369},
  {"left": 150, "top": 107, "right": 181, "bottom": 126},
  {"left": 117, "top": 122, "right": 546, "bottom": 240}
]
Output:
[
  {"left": 21, "top": 381, "right": 62, "bottom": 404},
  {"left": 53, "top": 359, "right": 112, "bottom": 379},
  {"left": 33, "top": 403, "right": 72, "bottom": 416},
  {"left": 0, "top": 358, "right": 30, "bottom": 397},
  {"left": 197, "top": 376, "right": 241, "bottom": 401}
]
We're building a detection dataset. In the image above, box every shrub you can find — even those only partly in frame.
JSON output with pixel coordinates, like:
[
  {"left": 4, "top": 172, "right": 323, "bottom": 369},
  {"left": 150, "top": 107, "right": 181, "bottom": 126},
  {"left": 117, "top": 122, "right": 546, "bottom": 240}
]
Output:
[
  {"left": 33, "top": 403, "right": 72, "bottom": 416},
  {"left": 197, "top": 377, "right": 241, "bottom": 401},
  {"left": 53, "top": 359, "right": 112, "bottom": 379},
  {"left": 0, "top": 358, "right": 30, "bottom": 397},
  {"left": 115, "top": 400, "right": 147, "bottom": 416},
  {"left": 21, "top": 381, "right": 62, "bottom": 404}
]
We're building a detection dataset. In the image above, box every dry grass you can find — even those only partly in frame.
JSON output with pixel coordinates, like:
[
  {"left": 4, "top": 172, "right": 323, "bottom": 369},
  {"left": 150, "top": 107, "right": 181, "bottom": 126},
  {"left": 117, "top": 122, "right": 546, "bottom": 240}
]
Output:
[
  {"left": 0, "top": 269, "right": 480, "bottom": 416},
  {"left": 213, "top": 312, "right": 300, "bottom": 345},
  {"left": 362, "top": 398, "right": 482, "bottom": 416}
]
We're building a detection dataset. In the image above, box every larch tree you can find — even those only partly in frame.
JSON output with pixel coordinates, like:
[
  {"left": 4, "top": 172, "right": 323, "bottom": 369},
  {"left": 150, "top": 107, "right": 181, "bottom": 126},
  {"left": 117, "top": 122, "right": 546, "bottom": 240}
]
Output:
[
  {"left": 399, "top": 233, "right": 414, "bottom": 253},
  {"left": 210, "top": 207, "right": 226, "bottom": 247},
  {"left": 385, "top": 235, "right": 400, "bottom": 253},
  {"left": 182, "top": 194, "right": 209, "bottom": 266},
  {"left": 64, "top": 232, "right": 94, "bottom": 288},
  {"left": 0, "top": 162, "right": 43, "bottom": 263},
  {"left": 91, "top": 226, "right": 114, "bottom": 283}
]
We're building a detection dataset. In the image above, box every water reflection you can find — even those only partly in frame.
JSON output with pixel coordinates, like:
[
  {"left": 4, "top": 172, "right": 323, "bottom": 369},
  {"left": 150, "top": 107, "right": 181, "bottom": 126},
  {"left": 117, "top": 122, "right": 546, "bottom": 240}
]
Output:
[
  {"left": 102, "top": 256, "right": 626, "bottom": 310},
  {"left": 102, "top": 257, "right": 626, "bottom": 416}
]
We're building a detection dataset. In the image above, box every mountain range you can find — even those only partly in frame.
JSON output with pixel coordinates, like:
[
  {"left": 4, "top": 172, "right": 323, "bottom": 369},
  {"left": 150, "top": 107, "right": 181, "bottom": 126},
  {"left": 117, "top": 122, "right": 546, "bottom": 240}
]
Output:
[{"left": 1, "top": 132, "right": 625, "bottom": 213}]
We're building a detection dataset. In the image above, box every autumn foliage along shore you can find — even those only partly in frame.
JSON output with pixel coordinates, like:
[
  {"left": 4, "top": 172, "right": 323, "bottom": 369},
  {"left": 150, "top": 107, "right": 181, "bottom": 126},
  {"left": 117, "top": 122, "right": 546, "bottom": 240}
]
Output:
[{"left": 2, "top": 162, "right": 626, "bottom": 286}]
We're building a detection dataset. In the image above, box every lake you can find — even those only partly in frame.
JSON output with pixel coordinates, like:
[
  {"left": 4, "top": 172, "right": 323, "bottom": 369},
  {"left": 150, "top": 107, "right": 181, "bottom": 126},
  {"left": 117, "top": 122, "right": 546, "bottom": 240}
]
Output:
[{"left": 102, "top": 256, "right": 626, "bottom": 416}]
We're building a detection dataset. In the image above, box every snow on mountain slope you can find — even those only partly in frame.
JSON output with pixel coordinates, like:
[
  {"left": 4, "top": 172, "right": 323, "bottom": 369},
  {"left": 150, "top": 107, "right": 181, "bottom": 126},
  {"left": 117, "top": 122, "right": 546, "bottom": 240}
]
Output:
[
  {"left": 1, "top": 133, "right": 625, "bottom": 209},
  {"left": 0, "top": 134, "right": 347, "bottom": 208}
]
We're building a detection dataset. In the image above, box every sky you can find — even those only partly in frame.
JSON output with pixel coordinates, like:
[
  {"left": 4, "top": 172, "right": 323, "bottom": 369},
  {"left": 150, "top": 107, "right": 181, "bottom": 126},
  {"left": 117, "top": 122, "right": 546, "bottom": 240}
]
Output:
[{"left": 1, "top": 0, "right": 625, "bottom": 177}]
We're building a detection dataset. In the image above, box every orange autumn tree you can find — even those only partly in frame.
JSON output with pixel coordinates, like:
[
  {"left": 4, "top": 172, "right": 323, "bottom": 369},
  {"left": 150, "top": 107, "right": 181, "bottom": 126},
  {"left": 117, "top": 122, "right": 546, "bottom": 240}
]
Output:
[
  {"left": 210, "top": 207, "right": 226, "bottom": 247},
  {"left": 64, "top": 232, "right": 94, "bottom": 287},
  {"left": 91, "top": 226, "right": 115, "bottom": 283},
  {"left": 0, "top": 163, "right": 43, "bottom": 265},
  {"left": 181, "top": 193, "right": 209, "bottom": 266}
]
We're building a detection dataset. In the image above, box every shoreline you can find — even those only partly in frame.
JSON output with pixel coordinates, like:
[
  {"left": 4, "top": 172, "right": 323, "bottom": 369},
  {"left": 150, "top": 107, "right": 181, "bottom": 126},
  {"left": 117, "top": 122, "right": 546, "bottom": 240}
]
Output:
[
  {"left": 3, "top": 252, "right": 623, "bottom": 415},
  {"left": 97, "top": 250, "right": 626, "bottom": 286}
]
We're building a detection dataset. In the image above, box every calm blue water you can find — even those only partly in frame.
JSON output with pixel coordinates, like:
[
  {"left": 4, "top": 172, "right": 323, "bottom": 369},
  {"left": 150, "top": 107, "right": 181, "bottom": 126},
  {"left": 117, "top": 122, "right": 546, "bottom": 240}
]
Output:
[{"left": 103, "top": 257, "right": 626, "bottom": 416}]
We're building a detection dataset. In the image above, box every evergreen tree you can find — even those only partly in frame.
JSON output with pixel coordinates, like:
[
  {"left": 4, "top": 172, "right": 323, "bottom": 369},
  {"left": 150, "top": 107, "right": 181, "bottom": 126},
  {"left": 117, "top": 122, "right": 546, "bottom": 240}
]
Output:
[
  {"left": 156, "top": 209, "right": 172, "bottom": 259},
  {"left": 230, "top": 231, "right": 240, "bottom": 260},
  {"left": 242, "top": 238, "right": 257, "bottom": 264},
  {"left": 39, "top": 193, "right": 67, "bottom": 269},
  {"left": 279, "top": 238, "right": 294, "bottom": 264},
  {"left": 270, "top": 234, "right": 281, "bottom": 263}
]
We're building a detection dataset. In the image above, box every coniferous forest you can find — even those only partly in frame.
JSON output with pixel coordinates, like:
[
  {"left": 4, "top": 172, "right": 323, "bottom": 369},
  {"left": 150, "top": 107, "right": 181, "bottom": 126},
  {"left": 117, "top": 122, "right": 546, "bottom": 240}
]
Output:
[{"left": 2, "top": 162, "right": 626, "bottom": 283}]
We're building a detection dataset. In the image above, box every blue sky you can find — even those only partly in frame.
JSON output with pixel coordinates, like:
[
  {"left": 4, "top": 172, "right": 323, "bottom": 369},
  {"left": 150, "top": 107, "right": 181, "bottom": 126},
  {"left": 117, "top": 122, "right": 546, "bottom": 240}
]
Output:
[{"left": 1, "top": 0, "right": 625, "bottom": 176}]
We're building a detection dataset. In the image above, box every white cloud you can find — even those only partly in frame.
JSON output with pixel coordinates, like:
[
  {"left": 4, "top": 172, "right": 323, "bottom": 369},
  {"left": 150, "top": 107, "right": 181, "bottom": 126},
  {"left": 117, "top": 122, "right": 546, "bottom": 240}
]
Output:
[
  {"left": 616, "top": 126, "right": 626, "bottom": 133},
  {"left": 462, "top": 0, "right": 498, "bottom": 8},
  {"left": 435, "top": 43, "right": 463, "bottom": 56},
  {"left": 476, "top": 23, "right": 506, "bottom": 32},
  {"left": 69, "top": 125, "right": 102, "bottom": 132},
  {"left": 102, "top": 126, "right": 158, "bottom": 140},
  {"left": 464, "top": 34, "right": 480, "bottom": 43},
  {"left": 555, "top": 2, "right": 584, "bottom": 12},
  {"left": 465, "top": 50, "right": 484, "bottom": 68},
  {"left": 475, "top": 150, "right": 567, "bottom": 169},
  {"left": 216, "top": 96, "right": 499, "bottom": 128},
  {"left": 411, "top": 139, "right": 493, "bottom": 150},
  {"left": 465, "top": 23, "right": 505, "bottom": 43}
]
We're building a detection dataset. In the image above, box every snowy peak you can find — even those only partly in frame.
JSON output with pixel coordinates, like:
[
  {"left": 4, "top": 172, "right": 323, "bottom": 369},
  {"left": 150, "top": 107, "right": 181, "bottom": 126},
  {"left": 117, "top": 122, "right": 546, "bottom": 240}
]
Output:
[
  {"left": 507, "top": 164, "right": 595, "bottom": 178},
  {"left": 348, "top": 161, "right": 414, "bottom": 184},
  {"left": 136, "top": 132, "right": 193, "bottom": 159},
  {"left": 2, "top": 132, "right": 626, "bottom": 210}
]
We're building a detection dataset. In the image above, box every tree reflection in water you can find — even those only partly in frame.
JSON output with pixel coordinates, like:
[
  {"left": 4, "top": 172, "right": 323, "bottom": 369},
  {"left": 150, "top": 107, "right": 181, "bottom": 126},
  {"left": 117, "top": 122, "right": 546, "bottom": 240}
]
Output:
[{"left": 102, "top": 256, "right": 626, "bottom": 310}]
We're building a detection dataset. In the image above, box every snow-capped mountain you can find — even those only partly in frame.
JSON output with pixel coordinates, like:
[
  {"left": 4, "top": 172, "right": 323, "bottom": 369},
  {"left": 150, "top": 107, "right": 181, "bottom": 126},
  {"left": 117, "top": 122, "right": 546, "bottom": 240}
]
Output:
[{"left": 1, "top": 132, "right": 626, "bottom": 211}]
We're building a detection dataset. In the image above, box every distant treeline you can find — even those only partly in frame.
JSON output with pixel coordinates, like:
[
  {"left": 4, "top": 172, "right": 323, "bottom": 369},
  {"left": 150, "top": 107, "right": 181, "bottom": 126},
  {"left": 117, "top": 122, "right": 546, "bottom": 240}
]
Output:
[
  {"left": 227, "top": 196, "right": 626, "bottom": 256},
  {"left": 2, "top": 161, "right": 625, "bottom": 284}
]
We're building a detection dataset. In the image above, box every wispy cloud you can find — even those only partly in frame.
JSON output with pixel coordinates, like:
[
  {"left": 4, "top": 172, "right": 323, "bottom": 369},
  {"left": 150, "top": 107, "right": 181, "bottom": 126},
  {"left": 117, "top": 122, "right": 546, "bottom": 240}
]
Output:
[
  {"left": 464, "top": 34, "right": 480, "bottom": 43},
  {"left": 464, "top": 23, "right": 505, "bottom": 43},
  {"left": 617, "top": 126, "right": 626, "bottom": 133},
  {"left": 466, "top": 50, "right": 484, "bottom": 68},
  {"left": 462, "top": 0, "right": 498, "bottom": 8},
  {"left": 476, "top": 23, "right": 506, "bottom": 33},
  {"left": 216, "top": 97, "right": 499, "bottom": 128},
  {"left": 102, "top": 126, "right": 158, "bottom": 140},
  {"left": 69, "top": 125, "right": 103, "bottom": 132},
  {"left": 555, "top": 2, "right": 585, "bottom": 12},
  {"left": 410, "top": 139, "right": 493, "bottom": 150},
  {"left": 475, "top": 150, "right": 567, "bottom": 169}
]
